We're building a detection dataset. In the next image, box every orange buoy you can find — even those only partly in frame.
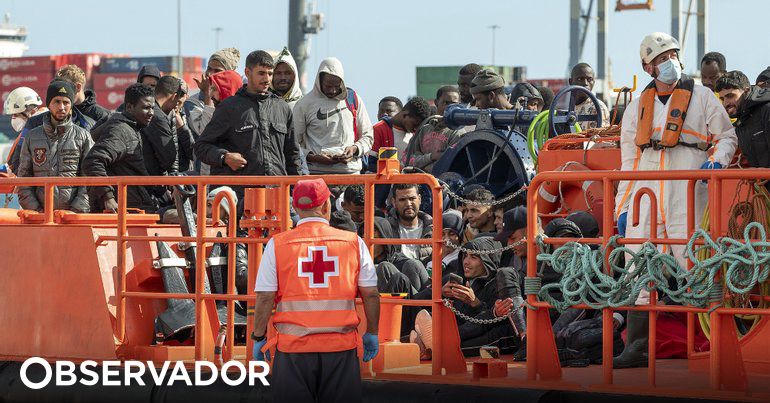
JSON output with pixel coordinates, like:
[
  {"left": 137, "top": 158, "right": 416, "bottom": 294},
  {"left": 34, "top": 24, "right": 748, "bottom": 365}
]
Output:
[{"left": 537, "top": 161, "right": 604, "bottom": 231}]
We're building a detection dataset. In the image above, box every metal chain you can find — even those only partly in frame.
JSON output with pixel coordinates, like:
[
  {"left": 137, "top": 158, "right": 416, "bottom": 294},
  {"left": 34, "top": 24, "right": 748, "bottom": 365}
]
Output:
[
  {"left": 444, "top": 237, "right": 526, "bottom": 255},
  {"left": 442, "top": 298, "right": 509, "bottom": 324},
  {"left": 439, "top": 180, "right": 527, "bottom": 207}
]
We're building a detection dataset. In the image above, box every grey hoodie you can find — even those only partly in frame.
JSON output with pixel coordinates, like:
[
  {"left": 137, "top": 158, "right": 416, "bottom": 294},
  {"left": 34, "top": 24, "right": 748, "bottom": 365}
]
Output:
[
  {"left": 293, "top": 57, "right": 374, "bottom": 174},
  {"left": 273, "top": 48, "right": 303, "bottom": 109}
]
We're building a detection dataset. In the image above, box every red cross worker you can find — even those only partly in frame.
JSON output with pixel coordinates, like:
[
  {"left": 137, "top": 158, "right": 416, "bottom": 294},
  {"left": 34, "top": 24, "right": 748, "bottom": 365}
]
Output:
[{"left": 251, "top": 178, "right": 380, "bottom": 403}]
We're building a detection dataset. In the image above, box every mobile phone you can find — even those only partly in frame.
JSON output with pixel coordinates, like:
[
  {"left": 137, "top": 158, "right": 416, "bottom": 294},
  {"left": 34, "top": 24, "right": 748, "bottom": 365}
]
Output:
[{"left": 448, "top": 273, "right": 463, "bottom": 285}]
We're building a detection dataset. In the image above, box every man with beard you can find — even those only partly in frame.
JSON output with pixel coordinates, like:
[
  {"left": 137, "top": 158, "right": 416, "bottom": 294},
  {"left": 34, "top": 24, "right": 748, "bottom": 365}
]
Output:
[
  {"left": 271, "top": 47, "right": 303, "bottom": 109},
  {"left": 716, "top": 71, "right": 770, "bottom": 168},
  {"left": 372, "top": 216, "right": 430, "bottom": 294},
  {"left": 387, "top": 184, "right": 433, "bottom": 261},
  {"left": 55, "top": 64, "right": 110, "bottom": 124},
  {"left": 471, "top": 70, "right": 513, "bottom": 110},
  {"left": 16, "top": 80, "right": 92, "bottom": 213},
  {"left": 568, "top": 63, "right": 610, "bottom": 129},
  {"left": 457, "top": 63, "right": 483, "bottom": 108},
  {"left": 194, "top": 50, "right": 302, "bottom": 204},
  {"left": 83, "top": 84, "right": 157, "bottom": 213}
]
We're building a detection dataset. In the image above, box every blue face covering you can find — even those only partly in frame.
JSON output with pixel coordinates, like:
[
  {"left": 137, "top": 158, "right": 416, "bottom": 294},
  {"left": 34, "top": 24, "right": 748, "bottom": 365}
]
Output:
[{"left": 656, "top": 58, "right": 682, "bottom": 84}]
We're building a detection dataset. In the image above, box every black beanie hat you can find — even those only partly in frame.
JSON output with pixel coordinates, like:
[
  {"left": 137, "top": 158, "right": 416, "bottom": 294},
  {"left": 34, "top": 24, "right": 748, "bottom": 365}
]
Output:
[{"left": 46, "top": 79, "right": 76, "bottom": 106}]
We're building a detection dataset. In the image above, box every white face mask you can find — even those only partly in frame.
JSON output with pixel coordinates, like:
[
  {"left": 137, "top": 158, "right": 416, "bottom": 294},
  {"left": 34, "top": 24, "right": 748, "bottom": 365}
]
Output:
[
  {"left": 11, "top": 116, "right": 26, "bottom": 132},
  {"left": 656, "top": 58, "right": 682, "bottom": 85}
]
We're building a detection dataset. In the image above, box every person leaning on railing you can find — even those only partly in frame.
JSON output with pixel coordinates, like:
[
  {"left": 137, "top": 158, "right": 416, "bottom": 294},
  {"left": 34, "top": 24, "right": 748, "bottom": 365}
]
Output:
[{"left": 16, "top": 80, "right": 92, "bottom": 213}]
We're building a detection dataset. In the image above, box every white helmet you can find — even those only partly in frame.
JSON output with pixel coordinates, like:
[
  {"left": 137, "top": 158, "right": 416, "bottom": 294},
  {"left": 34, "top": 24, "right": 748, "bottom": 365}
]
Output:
[
  {"left": 3, "top": 86, "right": 42, "bottom": 115},
  {"left": 639, "top": 32, "right": 680, "bottom": 64}
]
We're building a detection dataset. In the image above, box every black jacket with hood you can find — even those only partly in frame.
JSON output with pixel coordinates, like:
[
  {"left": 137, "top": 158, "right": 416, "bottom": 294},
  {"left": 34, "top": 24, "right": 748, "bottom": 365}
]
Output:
[
  {"left": 142, "top": 102, "right": 179, "bottom": 177},
  {"left": 735, "top": 86, "right": 770, "bottom": 168},
  {"left": 82, "top": 112, "right": 157, "bottom": 212},
  {"left": 194, "top": 86, "right": 302, "bottom": 177},
  {"left": 452, "top": 236, "right": 502, "bottom": 319},
  {"left": 78, "top": 89, "right": 111, "bottom": 124}
]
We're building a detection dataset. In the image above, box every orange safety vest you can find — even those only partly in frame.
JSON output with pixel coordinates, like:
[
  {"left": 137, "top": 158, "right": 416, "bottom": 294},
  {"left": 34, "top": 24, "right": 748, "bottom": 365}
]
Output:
[
  {"left": 272, "top": 220, "right": 361, "bottom": 353},
  {"left": 635, "top": 77, "right": 707, "bottom": 151}
]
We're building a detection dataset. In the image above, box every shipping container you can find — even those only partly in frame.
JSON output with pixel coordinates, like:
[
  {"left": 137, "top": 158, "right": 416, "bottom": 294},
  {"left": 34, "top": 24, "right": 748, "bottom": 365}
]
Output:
[
  {"left": 92, "top": 73, "right": 137, "bottom": 91},
  {"left": 100, "top": 56, "right": 204, "bottom": 74},
  {"left": 97, "top": 90, "right": 125, "bottom": 111},
  {"left": 0, "top": 56, "right": 55, "bottom": 73},
  {"left": 0, "top": 71, "right": 53, "bottom": 90}
]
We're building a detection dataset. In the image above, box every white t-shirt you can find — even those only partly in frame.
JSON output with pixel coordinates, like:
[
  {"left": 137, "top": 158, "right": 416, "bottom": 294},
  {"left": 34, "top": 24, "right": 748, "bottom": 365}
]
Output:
[
  {"left": 399, "top": 221, "right": 423, "bottom": 260},
  {"left": 392, "top": 126, "right": 412, "bottom": 158},
  {"left": 254, "top": 217, "right": 377, "bottom": 291}
]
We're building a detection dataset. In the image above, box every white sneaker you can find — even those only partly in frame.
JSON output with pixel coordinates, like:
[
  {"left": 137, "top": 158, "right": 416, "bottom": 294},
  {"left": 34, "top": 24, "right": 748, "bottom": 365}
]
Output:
[{"left": 414, "top": 309, "right": 433, "bottom": 350}]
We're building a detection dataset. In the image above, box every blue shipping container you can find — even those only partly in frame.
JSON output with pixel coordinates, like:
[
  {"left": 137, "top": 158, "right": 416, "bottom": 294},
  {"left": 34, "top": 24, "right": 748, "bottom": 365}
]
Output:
[{"left": 100, "top": 57, "right": 177, "bottom": 73}]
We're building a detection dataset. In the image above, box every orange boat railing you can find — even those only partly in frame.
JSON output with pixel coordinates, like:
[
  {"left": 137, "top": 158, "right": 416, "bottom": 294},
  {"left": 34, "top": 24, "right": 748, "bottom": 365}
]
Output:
[{"left": 3, "top": 163, "right": 770, "bottom": 399}]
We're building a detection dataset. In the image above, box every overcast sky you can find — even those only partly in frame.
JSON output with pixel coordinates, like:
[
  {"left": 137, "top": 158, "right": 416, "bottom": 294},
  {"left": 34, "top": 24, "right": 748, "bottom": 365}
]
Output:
[{"left": 8, "top": 0, "right": 770, "bottom": 119}]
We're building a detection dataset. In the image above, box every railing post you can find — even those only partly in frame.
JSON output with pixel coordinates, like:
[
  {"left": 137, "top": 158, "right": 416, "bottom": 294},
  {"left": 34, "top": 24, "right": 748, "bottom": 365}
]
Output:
[
  {"left": 601, "top": 177, "right": 614, "bottom": 385},
  {"left": 194, "top": 181, "right": 209, "bottom": 361},
  {"left": 43, "top": 184, "right": 54, "bottom": 224},
  {"left": 116, "top": 183, "right": 128, "bottom": 343},
  {"left": 430, "top": 181, "right": 444, "bottom": 376}
]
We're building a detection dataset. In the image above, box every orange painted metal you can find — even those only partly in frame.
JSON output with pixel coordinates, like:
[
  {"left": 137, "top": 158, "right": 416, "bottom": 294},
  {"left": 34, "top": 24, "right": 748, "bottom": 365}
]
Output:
[{"left": 2, "top": 164, "right": 770, "bottom": 399}]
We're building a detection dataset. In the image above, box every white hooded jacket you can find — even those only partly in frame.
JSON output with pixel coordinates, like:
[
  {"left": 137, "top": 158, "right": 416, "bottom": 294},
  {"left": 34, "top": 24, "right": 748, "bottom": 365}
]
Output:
[
  {"left": 293, "top": 57, "right": 374, "bottom": 174},
  {"left": 273, "top": 48, "right": 304, "bottom": 109}
]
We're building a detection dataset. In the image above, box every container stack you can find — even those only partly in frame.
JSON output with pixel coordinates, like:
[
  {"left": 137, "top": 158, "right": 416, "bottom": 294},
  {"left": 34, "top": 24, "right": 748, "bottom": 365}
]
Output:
[
  {"left": 94, "top": 56, "right": 204, "bottom": 110},
  {"left": 0, "top": 54, "right": 204, "bottom": 110},
  {"left": 0, "top": 56, "right": 55, "bottom": 103}
]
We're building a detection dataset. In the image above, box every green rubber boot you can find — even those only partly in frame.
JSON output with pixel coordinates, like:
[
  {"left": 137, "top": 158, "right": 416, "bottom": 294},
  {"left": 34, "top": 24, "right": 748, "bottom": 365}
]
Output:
[{"left": 613, "top": 311, "right": 649, "bottom": 369}]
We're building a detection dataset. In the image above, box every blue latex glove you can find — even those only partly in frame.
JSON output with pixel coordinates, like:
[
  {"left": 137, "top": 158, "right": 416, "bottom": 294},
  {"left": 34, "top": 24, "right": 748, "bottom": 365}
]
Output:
[
  {"left": 699, "top": 161, "right": 723, "bottom": 183},
  {"left": 700, "top": 161, "right": 723, "bottom": 170},
  {"left": 617, "top": 212, "right": 628, "bottom": 237},
  {"left": 253, "top": 339, "right": 270, "bottom": 362},
  {"left": 362, "top": 332, "right": 379, "bottom": 362}
]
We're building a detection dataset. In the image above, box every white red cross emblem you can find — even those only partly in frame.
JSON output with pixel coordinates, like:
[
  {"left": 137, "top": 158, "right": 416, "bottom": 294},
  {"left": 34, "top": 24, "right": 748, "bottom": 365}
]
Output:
[{"left": 298, "top": 246, "right": 339, "bottom": 288}]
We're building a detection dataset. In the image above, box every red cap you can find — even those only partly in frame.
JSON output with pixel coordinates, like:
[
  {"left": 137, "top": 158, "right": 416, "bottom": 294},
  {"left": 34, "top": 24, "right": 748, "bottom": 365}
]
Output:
[{"left": 292, "top": 179, "right": 331, "bottom": 209}]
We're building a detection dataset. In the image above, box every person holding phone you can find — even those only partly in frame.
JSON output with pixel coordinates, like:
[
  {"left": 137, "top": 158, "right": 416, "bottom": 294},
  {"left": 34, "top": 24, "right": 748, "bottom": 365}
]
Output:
[{"left": 412, "top": 236, "right": 522, "bottom": 358}]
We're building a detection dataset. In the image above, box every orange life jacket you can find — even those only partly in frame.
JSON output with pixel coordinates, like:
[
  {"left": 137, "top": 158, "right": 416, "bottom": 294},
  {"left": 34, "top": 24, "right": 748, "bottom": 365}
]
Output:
[
  {"left": 635, "top": 77, "right": 705, "bottom": 150},
  {"left": 272, "top": 220, "right": 361, "bottom": 353}
]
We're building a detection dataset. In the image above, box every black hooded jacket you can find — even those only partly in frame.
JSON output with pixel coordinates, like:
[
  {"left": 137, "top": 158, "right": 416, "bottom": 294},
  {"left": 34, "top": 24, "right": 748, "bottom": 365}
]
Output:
[
  {"left": 452, "top": 236, "right": 502, "bottom": 318},
  {"left": 78, "top": 89, "right": 111, "bottom": 123},
  {"left": 735, "top": 86, "right": 770, "bottom": 168},
  {"left": 142, "top": 102, "right": 179, "bottom": 176},
  {"left": 194, "top": 86, "right": 302, "bottom": 176},
  {"left": 82, "top": 112, "right": 156, "bottom": 212}
]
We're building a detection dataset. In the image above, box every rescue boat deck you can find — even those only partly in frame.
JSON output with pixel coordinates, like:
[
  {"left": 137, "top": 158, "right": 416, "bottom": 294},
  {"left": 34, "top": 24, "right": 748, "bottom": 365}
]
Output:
[{"left": 366, "top": 357, "right": 770, "bottom": 402}]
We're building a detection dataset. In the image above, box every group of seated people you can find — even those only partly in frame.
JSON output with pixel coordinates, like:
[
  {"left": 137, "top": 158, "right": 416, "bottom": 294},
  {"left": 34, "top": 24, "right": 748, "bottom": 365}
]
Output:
[{"left": 327, "top": 181, "right": 623, "bottom": 363}]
